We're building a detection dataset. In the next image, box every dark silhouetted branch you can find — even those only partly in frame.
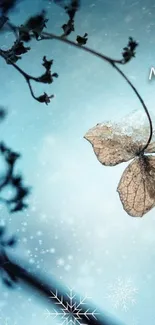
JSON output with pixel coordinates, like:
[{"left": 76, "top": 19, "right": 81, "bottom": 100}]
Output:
[
  {"left": 0, "top": 249, "right": 125, "bottom": 325},
  {"left": 41, "top": 31, "right": 152, "bottom": 151}
]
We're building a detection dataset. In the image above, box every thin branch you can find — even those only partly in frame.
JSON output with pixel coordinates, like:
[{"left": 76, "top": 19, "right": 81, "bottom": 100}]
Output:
[
  {"left": 41, "top": 31, "right": 153, "bottom": 151},
  {"left": 0, "top": 12, "right": 152, "bottom": 146},
  {"left": 41, "top": 32, "right": 124, "bottom": 64},
  {"left": 113, "top": 63, "right": 153, "bottom": 152},
  {"left": 0, "top": 49, "right": 55, "bottom": 104}
]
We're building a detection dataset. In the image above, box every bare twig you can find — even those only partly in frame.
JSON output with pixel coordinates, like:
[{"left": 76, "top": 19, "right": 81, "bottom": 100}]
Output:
[
  {"left": 0, "top": 49, "right": 56, "bottom": 104},
  {"left": 41, "top": 31, "right": 153, "bottom": 151}
]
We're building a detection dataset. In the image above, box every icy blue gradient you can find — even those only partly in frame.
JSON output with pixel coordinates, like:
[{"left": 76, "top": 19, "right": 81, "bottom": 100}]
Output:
[{"left": 0, "top": 1, "right": 155, "bottom": 325}]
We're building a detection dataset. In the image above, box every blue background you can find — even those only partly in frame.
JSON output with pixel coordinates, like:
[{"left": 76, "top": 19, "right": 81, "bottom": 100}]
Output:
[{"left": 0, "top": 1, "right": 155, "bottom": 324}]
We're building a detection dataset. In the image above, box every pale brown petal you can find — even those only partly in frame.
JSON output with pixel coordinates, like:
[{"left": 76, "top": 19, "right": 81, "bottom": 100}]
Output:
[
  {"left": 117, "top": 155, "right": 155, "bottom": 217},
  {"left": 145, "top": 142, "right": 155, "bottom": 153},
  {"left": 84, "top": 123, "right": 141, "bottom": 166}
]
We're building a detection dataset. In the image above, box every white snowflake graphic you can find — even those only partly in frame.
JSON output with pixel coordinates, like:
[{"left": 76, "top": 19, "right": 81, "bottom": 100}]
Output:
[
  {"left": 44, "top": 287, "right": 99, "bottom": 325},
  {"left": 107, "top": 277, "right": 138, "bottom": 311}
]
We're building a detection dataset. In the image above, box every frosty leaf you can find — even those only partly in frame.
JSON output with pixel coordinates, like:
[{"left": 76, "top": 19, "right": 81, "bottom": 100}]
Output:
[
  {"left": 145, "top": 142, "right": 155, "bottom": 153},
  {"left": 85, "top": 111, "right": 155, "bottom": 217},
  {"left": 117, "top": 155, "right": 155, "bottom": 217},
  {"left": 84, "top": 123, "right": 142, "bottom": 166},
  {"left": 84, "top": 121, "right": 155, "bottom": 166}
]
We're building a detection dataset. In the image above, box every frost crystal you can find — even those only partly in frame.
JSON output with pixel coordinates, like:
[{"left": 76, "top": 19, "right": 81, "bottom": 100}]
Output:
[
  {"left": 107, "top": 278, "right": 138, "bottom": 311},
  {"left": 44, "top": 287, "right": 99, "bottom": 325}
]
